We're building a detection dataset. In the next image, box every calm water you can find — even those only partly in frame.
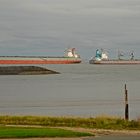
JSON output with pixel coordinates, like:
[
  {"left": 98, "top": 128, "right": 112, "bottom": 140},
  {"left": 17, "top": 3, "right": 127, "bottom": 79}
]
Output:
[{"left": 0, "top": 63, "right": 140, "bottom": 119}]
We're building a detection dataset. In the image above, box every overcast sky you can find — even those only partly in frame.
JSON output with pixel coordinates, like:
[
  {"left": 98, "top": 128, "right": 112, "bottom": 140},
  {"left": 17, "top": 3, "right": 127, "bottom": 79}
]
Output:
[{"left": 0, "top": 0, "right": 140, "bottom": 59}]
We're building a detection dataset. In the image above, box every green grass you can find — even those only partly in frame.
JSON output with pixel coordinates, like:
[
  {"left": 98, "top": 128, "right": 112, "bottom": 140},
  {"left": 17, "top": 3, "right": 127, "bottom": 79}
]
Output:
[
  {"left": 0, "top": 126, "right": 93, "bottom": 138},
  {"left": 0, "top": 115, "right": 140, "bottom": 130}
]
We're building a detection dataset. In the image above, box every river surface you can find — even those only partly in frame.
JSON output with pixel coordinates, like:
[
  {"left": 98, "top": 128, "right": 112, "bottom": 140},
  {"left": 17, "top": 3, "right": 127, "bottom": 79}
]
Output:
[{"left": 0, "top": 63, "right": 140, "bottom": 119}]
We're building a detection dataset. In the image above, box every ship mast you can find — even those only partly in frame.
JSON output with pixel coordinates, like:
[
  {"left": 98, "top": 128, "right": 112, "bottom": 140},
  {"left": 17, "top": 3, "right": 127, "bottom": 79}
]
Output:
[
  {"left": 130, "top": 51, "right": 134, "bottom": 60},
  {"left": 118, "top": 50, "right": 124, "bottom": 60}
]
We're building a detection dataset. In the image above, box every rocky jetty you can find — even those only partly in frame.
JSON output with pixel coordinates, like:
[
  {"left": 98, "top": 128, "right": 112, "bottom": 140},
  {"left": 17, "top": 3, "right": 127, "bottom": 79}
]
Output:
[{"left": 0, "top": 66, "right": 59, "bottom": 75}]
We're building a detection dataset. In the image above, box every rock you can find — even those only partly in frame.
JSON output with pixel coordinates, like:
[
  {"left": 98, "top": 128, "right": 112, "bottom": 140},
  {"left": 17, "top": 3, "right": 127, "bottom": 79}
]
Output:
[{"left": 0, "top": 66, "right": 60, "bottom": 75}]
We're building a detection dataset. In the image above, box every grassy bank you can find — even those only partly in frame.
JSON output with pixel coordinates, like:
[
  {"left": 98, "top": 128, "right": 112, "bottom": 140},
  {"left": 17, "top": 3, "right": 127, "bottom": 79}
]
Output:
[
  {"left": 0, "top": 126, "right": 93, "bottom": 138},
  {"left": 0, "top": 116, "right": 140, "bottom": 130}
]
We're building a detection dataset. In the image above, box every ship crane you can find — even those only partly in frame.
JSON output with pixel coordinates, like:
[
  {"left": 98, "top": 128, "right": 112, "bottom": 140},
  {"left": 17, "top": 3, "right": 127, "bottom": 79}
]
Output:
[{"left": 89, "top": 49, "right": 140, "bottom": 65}]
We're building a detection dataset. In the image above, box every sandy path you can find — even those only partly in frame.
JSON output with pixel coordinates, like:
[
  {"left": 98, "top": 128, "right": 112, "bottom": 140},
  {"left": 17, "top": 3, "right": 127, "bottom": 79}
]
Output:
[{"left": 64, "top": 127, "right": 140, "bottom": 136}]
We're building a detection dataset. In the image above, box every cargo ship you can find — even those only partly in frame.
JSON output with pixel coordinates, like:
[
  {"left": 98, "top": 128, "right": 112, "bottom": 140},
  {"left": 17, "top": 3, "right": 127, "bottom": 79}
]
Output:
[
  {"left": 0, "top": 48, "right": 81, "bottom": 64},
  {"left": 89, "top": 49, "right": 140, "bottom": 65}
]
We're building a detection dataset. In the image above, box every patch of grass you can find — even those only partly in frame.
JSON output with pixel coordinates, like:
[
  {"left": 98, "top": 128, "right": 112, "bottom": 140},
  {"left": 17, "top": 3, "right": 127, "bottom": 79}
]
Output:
[
  {"left": 0, "top": 115, "right": 140, "bottom": 130},
  {"left": 0, "top": 126, "right": 93, "bottom": 138}
]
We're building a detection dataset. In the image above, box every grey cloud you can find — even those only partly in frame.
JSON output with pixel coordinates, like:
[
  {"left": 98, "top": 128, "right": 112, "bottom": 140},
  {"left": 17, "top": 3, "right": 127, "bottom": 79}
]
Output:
[{"left": 0, "top": 0, "right": 140, "bottom": 59}]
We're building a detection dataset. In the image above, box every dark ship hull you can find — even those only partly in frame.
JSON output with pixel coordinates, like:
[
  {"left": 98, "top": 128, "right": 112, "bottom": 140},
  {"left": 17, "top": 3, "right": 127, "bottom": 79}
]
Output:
[{"left": 89, "top": 59, "right": 140, "bottom": 65}]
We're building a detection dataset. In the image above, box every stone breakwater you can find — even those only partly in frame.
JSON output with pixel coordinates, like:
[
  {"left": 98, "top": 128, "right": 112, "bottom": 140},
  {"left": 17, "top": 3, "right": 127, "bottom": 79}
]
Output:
[{"left": 0, "top": 66, "right": 60, "bottom": 75}]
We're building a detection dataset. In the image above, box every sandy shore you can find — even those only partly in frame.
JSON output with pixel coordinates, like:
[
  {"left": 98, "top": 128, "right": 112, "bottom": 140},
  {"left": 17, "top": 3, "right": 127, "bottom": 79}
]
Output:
[{"left": 1, "top": 127, "right": 140, "bottom": 140}]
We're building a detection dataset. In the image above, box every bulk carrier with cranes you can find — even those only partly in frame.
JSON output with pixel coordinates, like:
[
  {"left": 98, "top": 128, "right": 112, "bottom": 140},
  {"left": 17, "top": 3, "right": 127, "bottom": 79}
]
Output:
[
  {"left": 0, "top": 48, "right": 81, "bottom": 64},
  {"left": 89, "top": 49, "right": 140, "bottom": 65}
]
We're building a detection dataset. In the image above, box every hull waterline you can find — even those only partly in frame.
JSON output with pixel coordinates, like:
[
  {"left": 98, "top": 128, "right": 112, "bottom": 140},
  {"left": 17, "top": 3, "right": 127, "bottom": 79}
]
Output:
[{"left": 0, "top": 57, "right": 81, "bottom": 64}]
